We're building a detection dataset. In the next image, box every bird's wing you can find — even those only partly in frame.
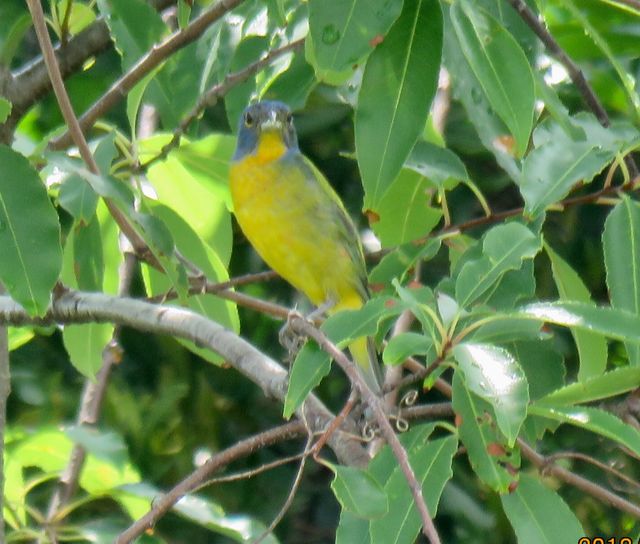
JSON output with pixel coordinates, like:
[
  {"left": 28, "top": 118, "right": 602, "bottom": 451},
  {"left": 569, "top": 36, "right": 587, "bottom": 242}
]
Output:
[{"left": 290, "top": 153, "right": 370, "bottom": 301}]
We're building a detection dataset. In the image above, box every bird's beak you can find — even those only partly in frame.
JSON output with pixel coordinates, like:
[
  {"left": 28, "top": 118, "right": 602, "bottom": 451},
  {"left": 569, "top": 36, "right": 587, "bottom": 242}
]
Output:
[{"left": 260, "top": 109, "right": 283, "bottom": 131}]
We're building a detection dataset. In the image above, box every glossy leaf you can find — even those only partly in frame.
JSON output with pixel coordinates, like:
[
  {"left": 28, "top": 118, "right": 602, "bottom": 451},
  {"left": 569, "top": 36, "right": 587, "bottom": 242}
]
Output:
[
  {"left": 308, "top": 0, "right": 402, "bottom": 79},
  {"left": 455, "top": 223, "right": 540, "bottom": 308},
  {"left": 283, "top": 343, "right": 331, "bottom": 419},
  {"left": 0, "top": 145, "right": 62, "bottom": 315},
  {"left": 58, "top": 174, "right": 99, "bottom": 224},
  {"left": 538, "top": 367, "right": 640, "bottom": 406},
  {"left": 603, "top": 196, "right": 640, "bottom": 365},
  {"left": 546, "top": 242, "right": 607, "bottom": 379},
  {"left": 529, "top": 405, "right": 640, "bottom": 457},
  {"left": 520, "top": 301, "right": 640, "bottom": 344},
  {"left": 369, "top": 238, "right": 441, "bottom": 287},
  {"left": 502, "top": 474, "right": 584, "bottom": 544},
  {"left": 450, "top": 2, "right": 534, "bottom": 156},
  {"left": 452, "top": 372, "right": 516, "bottom": 492},
  {"left": 371, "top": 169, "right": 442, "bottom": 247},
  {"left": 330, "top": 464, "right": 388, "bottom": 519},
  {"left": 453, "top": 343, "right": 528, "bottom": 446},
  {"left": 356, "top": 0, "right": 443, "bottom": 210}
]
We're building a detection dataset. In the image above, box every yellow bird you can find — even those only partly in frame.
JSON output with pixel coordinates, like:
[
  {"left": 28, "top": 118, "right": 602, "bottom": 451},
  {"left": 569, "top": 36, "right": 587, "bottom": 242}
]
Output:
[{"left": 229, "top": 101, "right": 383, "bottom": 394}]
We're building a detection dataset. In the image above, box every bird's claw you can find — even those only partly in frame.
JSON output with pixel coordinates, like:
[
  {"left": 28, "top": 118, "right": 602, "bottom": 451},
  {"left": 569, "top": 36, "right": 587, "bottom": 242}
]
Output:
[{"left": 279, "top": 308, "right": 308, "bottom": 361}]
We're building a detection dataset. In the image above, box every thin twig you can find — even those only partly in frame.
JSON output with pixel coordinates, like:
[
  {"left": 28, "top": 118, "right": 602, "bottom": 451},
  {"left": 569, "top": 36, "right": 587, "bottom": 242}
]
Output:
[
  {"left": 544, "top": 451, "right": 640, "bottom": 492},
  {"left": 147, "top": 270, "right": 278, "bottom": 303},
  {"left": 140, "top": 37, "right": 305, "bottom": 170},
  {"left": 116, "top": 421, "right": 306, "bottom": 543},
  {"left": 289, "top": 316, "right": 442, "bottom": 544},
  {"left": 518, "top": 439, "right": 640, "bottom": 519},
  {"left": 25, "top": 0, "right": 161, "bottom": 269},
  {"left": 252, "top": 433, "right": 314, "bottom": 544},
  {"left": 50, "top": 0, "right": 247, "bottom": 150},
  {"left": 195, "top": 452, "right": 307, "bottom": 489}
]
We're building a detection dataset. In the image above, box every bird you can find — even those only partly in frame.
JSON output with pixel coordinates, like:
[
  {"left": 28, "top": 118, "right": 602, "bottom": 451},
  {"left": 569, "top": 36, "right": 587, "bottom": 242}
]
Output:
[{"left": 229, "top": 100, "right": 384, "bottom": 394}]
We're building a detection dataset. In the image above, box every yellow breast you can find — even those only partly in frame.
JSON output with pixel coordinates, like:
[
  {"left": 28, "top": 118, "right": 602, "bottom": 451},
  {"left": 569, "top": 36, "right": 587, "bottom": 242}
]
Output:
[{"left": 230, "top": 132, "right": 363, "bottom": 308}]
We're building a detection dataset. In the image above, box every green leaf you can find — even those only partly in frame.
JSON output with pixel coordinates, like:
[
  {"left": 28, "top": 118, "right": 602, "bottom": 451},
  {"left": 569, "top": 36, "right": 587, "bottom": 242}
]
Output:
[
  {"left": 63, "top": 322, "right": 114, "bottom": 378},
  {"left": 538, "top": 366, "right": 640, "bottom": 406},
  {"left": 371, "top": 169, "right": 442, "bottom": 247},
  {"left": 322, "top": 296, "right": 404, "bottom": 348},
  {"left": 501, "top": 474, "right": 584, "bottom": 544},
  {"left": 370, "top": 436, "right": 456, "bottom": 544},
  {"left": 383, "top": 332, "right": 432, "bottom": 366},
  {"left": 546, "top": 242, "right": 607, "bottom": 380},
  {"left": 405, "top": 140, "right": 469, "bottom": 188},
  {"left": 8, "top": 327, "right": 34, "bottom": 351},
  {"left": 336, "top": 511, "right": 369, "bottom": 544},
  {"left": 71, "top": 217, "right": 104, "bottom": 291},
  {"left": 369, "top": 238, "right": 441, "bottom": 288},
  {"left": 261, "top": 52, "right": 316, "bottom": 111},
  {"left": 603, "top": 196, "right": 640, "bottom": 365},
  {"left": 330, "top": 464, "right": 388, "bottom": 519},
  {"left": 0, "top": 145, "right": 62, "bottom": 315},
  {"left": 141, "top": 203, "right": 239, "bottom": 364},
  {"left": 308, "top": 0, "right": 402, "bottom": 80},
  {"left": 453, "top": 343, "right": 529, "bottom": 446},
  {"left": 455, "top": 223, "right": 540, "bottom": 308},
  {"left": 443, "top": 15, "right": 520, "bottom": 182},
  {"left": 521, "top": 141, "right": 615, "bottom": 218},
  {"left": 53, "top": 0, "right": 96, "bottom": 37},
  {"left": 529, "top": 404, "right": 640, "bottom": 458},
  {"left": 0, "top": 97, "right": 11, "bottom": 123},
  {"left": 450, "top": 2, "right": 534, "bottom": 156},
  {"left": 519, "top": 301, "right": 640, "bottom": 343},
  {"left": 146, "top": 134, "right": 234, "bottom": 265},
  {"left": 64, "top": 425, "right": 127, "bottom": 466},
  {"left": 356, "top": 0, "right": 443, "bottom": 210},
  {"left": 452, "top": 372, "right": 516, "bottom": 492},
  {"left": 511, "top": 340, "right": 565, "bottom": 402},
  {"left": 283, "top": 343, "right": 331, "bottom": 419},
  {"left": 58, "top": 173, "right": 99, "bottom": 224}
]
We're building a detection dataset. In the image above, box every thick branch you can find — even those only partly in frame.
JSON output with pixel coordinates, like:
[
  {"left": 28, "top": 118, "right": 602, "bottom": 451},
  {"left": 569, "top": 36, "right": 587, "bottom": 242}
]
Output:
[
  {"left": 0, "top": 291, "right": 368, "bottom": 466},
  {"left": 51, "top": 0, "right": 246, "bottom": 149}
]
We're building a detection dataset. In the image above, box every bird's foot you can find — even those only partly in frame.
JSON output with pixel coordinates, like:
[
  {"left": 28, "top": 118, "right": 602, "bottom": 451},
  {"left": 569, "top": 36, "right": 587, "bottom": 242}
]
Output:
[{"left": 279, "top": 307, "right": 307, "bottom": 362}]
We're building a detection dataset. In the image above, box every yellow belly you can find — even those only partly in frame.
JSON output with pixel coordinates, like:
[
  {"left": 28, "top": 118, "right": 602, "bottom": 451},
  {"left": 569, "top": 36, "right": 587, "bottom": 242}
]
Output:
[{"left": 230, "top": 154, "right": 362, "bottom": 309}]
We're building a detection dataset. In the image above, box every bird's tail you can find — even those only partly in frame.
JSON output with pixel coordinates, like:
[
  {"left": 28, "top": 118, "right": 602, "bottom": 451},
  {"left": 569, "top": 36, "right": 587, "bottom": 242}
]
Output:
[{"left": 348, "top": 336, "right": 385, "bottom": 395}]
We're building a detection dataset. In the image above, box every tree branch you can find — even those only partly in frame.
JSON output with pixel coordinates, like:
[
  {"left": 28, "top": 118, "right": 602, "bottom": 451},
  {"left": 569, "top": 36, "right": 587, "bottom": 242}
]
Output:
[
  {"left": 116, "top": 421, "right": 306, "bottom": 543},
  {"left": 0, "top": 290, "right": 368, "bottom": 467},
  {"left": 50, "top": 0, "right": 247, "bottom": 150}
]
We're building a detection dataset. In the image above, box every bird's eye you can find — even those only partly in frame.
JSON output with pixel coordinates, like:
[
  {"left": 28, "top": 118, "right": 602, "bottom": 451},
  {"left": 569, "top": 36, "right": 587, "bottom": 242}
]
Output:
[
  {"left": 286, "top": 112, "right": 293, "bottom": 124},
  {"left": 244, "top": 112, "right": 254, "bottom": 127}
]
